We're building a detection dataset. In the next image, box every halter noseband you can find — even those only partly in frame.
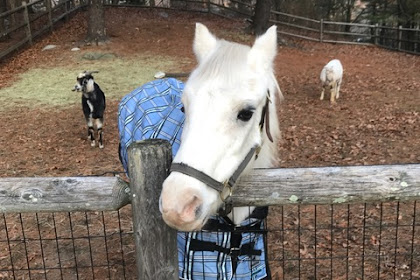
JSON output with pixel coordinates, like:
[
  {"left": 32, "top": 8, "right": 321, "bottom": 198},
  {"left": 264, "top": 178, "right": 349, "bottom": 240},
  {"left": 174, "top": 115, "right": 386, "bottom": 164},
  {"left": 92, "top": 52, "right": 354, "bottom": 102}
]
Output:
[
  {"left": 170, "top": 145, "right": 259, "bottom": 215},
  {"left": 169, "top": 91, "right": 273, "bottom": 216}
]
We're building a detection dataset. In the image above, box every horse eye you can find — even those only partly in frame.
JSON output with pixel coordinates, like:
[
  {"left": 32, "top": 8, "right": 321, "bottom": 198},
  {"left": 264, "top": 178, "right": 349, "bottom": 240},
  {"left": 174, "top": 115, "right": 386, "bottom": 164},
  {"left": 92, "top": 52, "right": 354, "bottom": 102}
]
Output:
[
  {"left": 237, "top": 109, "right": 254, "bottom": 121},
  {"left": 181, "top": 106, "right": 185, "bottom": 113}
]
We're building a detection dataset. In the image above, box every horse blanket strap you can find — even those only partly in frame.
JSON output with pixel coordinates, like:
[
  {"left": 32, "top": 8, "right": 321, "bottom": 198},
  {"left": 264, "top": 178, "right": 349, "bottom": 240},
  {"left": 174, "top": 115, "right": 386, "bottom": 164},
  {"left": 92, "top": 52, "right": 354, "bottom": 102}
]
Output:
[
  {"left": 170, "top": 145, "right": 258, "bottom": 205},
  {"left": 189, "top": 238, "right": 262, "bottom": 274},
  {"left": 203, "top": 206, "right": 268, "bottom": 232},
  {"left": 189, "top": 239, "right": 261, "bottom": 257},
  {"left": 178, "top": 208, "right": 270, "bottom": 280}
]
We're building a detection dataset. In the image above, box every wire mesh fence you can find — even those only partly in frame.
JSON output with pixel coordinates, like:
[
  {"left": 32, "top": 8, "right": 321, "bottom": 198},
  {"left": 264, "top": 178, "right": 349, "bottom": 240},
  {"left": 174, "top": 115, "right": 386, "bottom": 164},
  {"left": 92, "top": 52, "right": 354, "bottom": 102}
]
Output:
[
  {"left": 0, "top": 206, "right": 137, "bottom": 280},
  {"left": 1, "top": 201, "right": 419, "bottom": 279},
  {"left": 267, "top": 201, "right": 420, "bottom": 280}
]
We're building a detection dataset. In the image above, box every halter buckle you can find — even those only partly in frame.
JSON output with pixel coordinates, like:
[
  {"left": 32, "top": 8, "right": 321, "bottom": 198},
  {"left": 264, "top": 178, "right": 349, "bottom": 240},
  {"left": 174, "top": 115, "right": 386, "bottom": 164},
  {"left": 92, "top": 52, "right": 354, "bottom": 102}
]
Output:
[
  {"left": 220, "top": 181, "right": 232, "bottom": 202},
  {"left": 266, "top": 91, "right": 272, "bottom": 103}
]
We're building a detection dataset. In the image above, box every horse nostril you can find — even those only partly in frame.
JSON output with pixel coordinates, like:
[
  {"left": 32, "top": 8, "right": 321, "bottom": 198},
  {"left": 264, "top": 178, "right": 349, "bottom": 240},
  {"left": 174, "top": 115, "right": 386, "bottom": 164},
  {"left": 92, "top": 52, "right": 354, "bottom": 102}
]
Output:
[
  {"left": 159, "top": 196, "right": 164, "bottom": 213},
  {"left": 195, "top": 204, "right": 202, "bottom": 217},
  {"left": 181, "top": 195, "right": 203, "bottom": 223}
]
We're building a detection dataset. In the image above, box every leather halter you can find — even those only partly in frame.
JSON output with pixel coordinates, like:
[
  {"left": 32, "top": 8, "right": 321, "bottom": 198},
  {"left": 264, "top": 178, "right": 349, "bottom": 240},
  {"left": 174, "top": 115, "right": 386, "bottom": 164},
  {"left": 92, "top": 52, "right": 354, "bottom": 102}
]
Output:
[
  {"left": 170, "top": 145, "right": 258, "bottom": 215},
  {"left": 169, "top": 91, "right": 273, "bottom": 216}
]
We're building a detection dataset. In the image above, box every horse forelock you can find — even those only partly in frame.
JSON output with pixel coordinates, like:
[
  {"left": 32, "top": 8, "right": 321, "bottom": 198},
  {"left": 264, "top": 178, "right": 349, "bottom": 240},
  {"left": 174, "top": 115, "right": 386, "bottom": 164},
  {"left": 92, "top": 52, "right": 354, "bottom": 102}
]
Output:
[{"left": 189, "top": 40, "right": 251, "bottom": 88}]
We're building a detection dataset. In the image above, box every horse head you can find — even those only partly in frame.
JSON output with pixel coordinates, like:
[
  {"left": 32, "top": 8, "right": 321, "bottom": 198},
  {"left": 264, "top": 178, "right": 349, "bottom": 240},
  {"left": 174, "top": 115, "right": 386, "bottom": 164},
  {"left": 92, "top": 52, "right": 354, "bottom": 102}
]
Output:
[{"left": 160, "top": 23, "right": 282, "bottom": 231}]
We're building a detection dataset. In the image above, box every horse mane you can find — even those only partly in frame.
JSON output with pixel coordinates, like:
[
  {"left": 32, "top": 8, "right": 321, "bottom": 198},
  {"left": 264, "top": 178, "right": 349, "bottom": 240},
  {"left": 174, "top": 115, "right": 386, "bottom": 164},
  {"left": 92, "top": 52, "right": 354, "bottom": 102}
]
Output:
[{"left": 190, "top": 39, "right": 282, "bottom": 169}]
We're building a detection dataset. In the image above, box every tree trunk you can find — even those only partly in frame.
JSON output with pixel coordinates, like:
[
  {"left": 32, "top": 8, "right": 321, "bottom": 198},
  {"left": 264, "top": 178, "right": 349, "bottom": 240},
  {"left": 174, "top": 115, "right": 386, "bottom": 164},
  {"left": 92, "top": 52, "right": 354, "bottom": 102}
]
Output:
[
  {"left": 0, "top": 0, "right": 6, "bottom": 31},
  {"left": 86, "top": 0, "right": 107, "bottom": 44},
  {"left": 0, "top": 0, "right": 10, "bottom": 42},
  {"left": 344, "top": 0, "right": 354, "bottom": 32},
  {"left": 252, "top": 0, "right": 272, "bottom": 35},
  {"left": 273, "top": 0, "right": 281, "bottom": 21}
]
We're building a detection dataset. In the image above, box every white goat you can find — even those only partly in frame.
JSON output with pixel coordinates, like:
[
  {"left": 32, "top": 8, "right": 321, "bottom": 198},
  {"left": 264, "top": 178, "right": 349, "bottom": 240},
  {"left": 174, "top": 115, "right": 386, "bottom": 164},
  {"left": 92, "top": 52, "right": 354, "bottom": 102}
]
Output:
[{"left": 320, "top": 59, "right": 343, "bottom": 103}]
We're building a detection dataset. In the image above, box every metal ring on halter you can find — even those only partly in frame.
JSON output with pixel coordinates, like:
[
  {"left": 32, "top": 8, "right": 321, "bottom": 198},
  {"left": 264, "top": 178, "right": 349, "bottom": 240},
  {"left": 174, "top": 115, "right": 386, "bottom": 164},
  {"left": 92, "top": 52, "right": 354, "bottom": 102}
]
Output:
[{"left": 220, "top": 181, "right": 233, "bottom": 202}]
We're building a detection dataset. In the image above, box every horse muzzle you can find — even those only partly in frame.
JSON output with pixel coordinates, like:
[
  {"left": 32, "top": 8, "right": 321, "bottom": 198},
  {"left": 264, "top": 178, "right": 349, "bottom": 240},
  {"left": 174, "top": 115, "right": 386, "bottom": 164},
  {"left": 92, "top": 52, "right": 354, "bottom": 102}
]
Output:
[{"left": 160, "top": 188, "right": 207, "bottom": 231}]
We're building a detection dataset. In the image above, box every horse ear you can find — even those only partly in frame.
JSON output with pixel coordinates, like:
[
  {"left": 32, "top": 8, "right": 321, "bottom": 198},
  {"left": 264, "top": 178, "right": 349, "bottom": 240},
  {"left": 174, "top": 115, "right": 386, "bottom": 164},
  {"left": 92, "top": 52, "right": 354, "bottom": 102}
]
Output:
[
  {"left": 248, "top": 25, "right": 277, "bottom": 71},
  {"left": 193, "top": 23, "right": 218, "bottom": 64}
]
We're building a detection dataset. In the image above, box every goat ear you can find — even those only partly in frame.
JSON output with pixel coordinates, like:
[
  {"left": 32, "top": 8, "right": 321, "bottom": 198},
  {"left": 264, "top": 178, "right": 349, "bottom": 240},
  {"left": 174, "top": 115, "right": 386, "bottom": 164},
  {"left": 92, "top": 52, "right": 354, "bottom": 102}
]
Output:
[
  {"left": 248, "top": 25, "right": 277, "bottom": 72},
  {"left": 193, "top": 23, "right": 218, "bottom": 64}
]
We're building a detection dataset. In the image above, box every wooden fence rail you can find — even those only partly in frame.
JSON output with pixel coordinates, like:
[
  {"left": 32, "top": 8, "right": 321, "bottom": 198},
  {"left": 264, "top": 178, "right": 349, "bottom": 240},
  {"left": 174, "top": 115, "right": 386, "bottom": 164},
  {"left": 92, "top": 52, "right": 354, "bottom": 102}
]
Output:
[
  {"left": 269, "top": 10, "right": 420, "bottom": 55},
  {"left": 1, "top": 140, "right": 419, "bottom": 279},
  {"left": 0, "top": 176, "right": 130, "bottom": 213}
]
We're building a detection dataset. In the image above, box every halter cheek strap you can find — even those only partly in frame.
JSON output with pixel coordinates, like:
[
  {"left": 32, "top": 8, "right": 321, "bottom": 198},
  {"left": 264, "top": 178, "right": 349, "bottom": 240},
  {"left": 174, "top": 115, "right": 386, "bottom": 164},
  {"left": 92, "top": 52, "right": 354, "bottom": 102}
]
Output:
[{"left": 170, "top": 146, "right": 259, "bottom": 215}]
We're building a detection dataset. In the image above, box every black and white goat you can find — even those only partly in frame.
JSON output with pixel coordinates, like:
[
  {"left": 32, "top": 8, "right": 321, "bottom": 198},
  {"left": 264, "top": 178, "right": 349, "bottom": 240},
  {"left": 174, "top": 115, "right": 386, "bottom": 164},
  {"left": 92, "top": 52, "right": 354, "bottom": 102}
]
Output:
[{"left": 72, "top": 71, "right": 106, "bottom": 149}]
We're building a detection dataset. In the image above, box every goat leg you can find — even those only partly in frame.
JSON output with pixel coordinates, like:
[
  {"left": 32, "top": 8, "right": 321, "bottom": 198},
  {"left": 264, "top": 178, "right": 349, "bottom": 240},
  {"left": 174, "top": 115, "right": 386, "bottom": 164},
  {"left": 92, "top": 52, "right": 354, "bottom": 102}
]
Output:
[
  {"left": 336, "top": 81, "right": 341, "bottom": 99},
  {"left": 98, "top": 128, "right": 104, "bottom": 149},
  {"left": 320, "top": 86, "right": 325, "bottom": 100},
  {"left": 95, "top": 118, "right": 104, "bottom": 149},
  {"left": 87, "top": 118, "right": 96, "bottom": 146},
  {"left": 330, "top": 83, "right": 337, "bottom": 104},
  {"left": 88, "top": 126, "right": 96, "bottom": 146}
]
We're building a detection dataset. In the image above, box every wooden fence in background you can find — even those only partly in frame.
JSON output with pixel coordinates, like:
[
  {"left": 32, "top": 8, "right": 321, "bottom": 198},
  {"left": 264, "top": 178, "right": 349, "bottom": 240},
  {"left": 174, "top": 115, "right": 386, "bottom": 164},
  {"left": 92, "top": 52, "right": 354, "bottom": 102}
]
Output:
[
  {"left": 0, "top": 0, "right": 87, "bottom": 61},
  {"left": 1, "top": 140, "right": 420, "bottom": 279},
  {"left": 1, "top": 0, "right": 419, "bottom": 62},
  {"left": 269, "top": 10, "right": 420, "bottom": 55}
]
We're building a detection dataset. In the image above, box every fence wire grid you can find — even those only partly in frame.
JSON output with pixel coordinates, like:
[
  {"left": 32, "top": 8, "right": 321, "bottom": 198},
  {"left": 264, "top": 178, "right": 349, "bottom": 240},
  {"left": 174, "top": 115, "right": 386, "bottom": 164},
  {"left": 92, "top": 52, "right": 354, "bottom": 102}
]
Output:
[
  {"left": 0, "top": 206, "right": 136, "bottom": 280},
  {"left": 1, "top": 201, "right": 419, "bottom": 280}
]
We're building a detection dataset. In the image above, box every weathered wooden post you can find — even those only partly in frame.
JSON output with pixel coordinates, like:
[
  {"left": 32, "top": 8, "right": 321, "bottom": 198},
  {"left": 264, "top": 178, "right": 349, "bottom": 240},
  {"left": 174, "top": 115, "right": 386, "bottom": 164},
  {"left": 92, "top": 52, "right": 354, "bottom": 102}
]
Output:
[
  {"left": 128, "top": 139, "right": 179, "bottom": 280},
  {"left": 45, "top": 0, "right": 53, "bottom": 32},
  {"left": 398, "top": 25, "right": 402, "bottom": 51},
  {"left": 64, "top": 0, "right": 69, "bottom": 21},
  {"left": 374, "top": 23, "right": 379, "bottom": 45},
  {"left": 22, "top": 1, "right": 32, "bottom": 45},
  {"left": 319, "top": 19, "right": 324, "bottom": 43}
]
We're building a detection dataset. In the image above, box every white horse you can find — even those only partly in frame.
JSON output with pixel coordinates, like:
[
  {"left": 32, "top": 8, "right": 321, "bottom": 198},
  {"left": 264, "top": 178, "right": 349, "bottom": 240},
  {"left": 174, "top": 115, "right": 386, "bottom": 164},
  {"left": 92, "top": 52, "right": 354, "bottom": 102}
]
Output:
[{"left": 160, "top": 23, "right": 282, "bottom": 232}]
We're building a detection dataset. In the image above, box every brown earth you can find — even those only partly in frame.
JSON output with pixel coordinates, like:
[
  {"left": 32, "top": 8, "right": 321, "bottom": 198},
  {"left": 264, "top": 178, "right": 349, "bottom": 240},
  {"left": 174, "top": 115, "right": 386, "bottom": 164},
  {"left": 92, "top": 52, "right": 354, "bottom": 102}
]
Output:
[
  {"left": 0, "top": 7, "right": 419, "bottom": 280},
  {"left": 0, "top": 8, "right": 419, "bottom": 177}
]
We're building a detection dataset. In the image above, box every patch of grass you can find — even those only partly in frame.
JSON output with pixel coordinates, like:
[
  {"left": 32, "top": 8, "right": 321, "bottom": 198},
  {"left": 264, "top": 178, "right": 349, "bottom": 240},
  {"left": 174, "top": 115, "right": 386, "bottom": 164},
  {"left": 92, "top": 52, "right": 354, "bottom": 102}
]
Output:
[{"left": 0, "top": 55, "right": 178, "bottom": 110}]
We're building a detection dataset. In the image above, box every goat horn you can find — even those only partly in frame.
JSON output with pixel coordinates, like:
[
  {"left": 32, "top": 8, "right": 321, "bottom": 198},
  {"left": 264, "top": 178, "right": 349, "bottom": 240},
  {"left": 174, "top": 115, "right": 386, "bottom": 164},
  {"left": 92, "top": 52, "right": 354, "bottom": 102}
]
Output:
[{"left": 82, "top": 70, "right": 99, "bottom": 76}]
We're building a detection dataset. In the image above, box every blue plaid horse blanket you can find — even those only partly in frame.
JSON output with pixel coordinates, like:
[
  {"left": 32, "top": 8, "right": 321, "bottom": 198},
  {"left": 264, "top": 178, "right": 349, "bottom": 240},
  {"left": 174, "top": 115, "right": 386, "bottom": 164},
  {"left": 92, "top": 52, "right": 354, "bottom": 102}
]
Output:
[{"left": 118, "top": 78, "right": 270, "bottom": 280}]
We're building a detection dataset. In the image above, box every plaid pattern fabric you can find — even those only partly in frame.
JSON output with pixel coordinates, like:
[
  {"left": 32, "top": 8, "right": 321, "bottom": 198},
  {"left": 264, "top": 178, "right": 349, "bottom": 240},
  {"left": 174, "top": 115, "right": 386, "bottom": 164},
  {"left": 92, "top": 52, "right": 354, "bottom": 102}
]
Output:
[
  {"left": 118, "top": 78, "right": 184, "bottom": 174},
  {"left": 179, "top": 216, "right": 268, "bottom": 280},
  {"left": 118, "top": 78, "right": 268, "bottom": 280}
]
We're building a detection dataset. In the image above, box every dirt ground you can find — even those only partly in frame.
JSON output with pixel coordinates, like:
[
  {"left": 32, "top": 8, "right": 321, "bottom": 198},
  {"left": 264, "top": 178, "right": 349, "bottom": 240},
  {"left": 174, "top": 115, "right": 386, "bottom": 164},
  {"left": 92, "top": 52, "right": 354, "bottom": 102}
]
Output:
[
  {"left": 0, "top": 7, "right": 419, "bottom": 280},
  {"left": 0, "top": 8, "right": 419, "bottom": 177}
]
